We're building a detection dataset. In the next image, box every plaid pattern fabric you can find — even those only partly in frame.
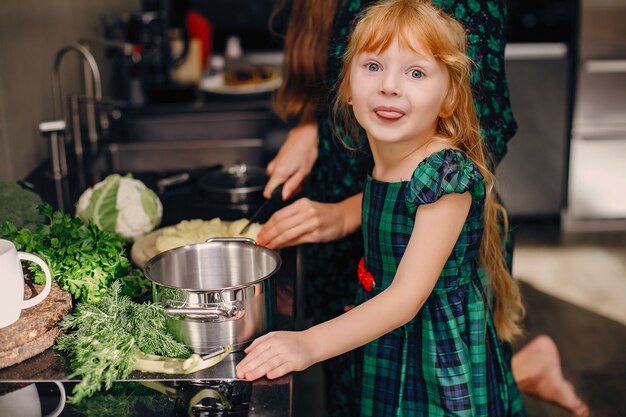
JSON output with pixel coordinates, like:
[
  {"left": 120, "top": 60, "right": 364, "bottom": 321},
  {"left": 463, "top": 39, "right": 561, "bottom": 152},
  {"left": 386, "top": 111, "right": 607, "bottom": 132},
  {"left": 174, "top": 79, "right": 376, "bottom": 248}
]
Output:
[
  {"left": 358, "top": 149, "right": 525, "bottom": 416},
  {"left": 307, "top": 1, "right": 519, "bottom": 415}
]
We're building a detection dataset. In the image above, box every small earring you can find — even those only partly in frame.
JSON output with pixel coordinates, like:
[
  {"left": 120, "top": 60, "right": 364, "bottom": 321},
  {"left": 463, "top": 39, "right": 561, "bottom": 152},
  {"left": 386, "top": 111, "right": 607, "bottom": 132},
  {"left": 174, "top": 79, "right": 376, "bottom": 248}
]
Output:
[{"left": 347, "top": 97, "right": 353, "bottom": 105}]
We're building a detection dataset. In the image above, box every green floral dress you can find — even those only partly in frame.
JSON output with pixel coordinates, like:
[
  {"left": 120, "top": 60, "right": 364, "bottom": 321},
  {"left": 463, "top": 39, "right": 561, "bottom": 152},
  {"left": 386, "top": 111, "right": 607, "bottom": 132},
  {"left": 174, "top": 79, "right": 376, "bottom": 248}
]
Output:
[
  {"left": 358, "top": 149, "right": 525, "bottom": 416},
  {"left": 304, "top": 1, "right": 518, "bottom": 415}
]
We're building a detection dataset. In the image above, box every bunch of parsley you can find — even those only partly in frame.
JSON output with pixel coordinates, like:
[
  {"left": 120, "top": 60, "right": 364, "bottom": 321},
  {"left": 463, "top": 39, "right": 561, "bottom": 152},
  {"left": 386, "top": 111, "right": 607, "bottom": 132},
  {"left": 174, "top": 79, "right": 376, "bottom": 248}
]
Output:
[{"left": 0, "top": 203, "right": 150, "bottom": 303}]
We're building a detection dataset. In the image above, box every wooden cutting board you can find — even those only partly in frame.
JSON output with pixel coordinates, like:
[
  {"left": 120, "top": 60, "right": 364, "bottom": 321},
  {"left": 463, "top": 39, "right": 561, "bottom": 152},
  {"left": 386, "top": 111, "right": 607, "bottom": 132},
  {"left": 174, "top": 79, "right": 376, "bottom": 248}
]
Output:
[{"left": 0, "top": 280, "right": 72, "bottom": 369}]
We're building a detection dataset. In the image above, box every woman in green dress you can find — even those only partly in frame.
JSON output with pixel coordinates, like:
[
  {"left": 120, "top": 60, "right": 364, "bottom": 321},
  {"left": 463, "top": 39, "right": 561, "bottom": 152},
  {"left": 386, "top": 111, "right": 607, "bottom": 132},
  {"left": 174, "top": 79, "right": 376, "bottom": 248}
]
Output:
[{"left": 238, "top": 2, "right": 527, "bottom": 414}]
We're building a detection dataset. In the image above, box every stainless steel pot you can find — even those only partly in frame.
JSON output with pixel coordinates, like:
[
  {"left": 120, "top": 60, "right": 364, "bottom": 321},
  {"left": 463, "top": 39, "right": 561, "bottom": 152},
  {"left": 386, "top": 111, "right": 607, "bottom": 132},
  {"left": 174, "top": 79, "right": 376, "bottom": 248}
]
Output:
[{"left": 143, "top": 238, "right": 281, "bottom": 353}]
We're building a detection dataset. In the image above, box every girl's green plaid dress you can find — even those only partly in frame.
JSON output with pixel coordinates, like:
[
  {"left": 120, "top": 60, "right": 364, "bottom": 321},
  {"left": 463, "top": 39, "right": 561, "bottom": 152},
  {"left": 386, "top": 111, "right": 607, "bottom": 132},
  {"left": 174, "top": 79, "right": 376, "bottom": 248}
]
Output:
[{"left": 357, "top": 149, "right": 526, "bottom": 416}]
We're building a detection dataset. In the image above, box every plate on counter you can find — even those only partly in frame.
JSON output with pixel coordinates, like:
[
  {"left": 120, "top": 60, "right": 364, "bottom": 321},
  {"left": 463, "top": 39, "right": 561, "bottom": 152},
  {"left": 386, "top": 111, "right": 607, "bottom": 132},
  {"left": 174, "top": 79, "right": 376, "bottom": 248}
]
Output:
[
  {"left": 199, "top": 65, "right": 282, "bottom": 95},
  {"left": 131, "top": 219, "right": 262, "bottom": 268},
  {"left": 131, "top": 227, "right": 169, "bottom": 269}
]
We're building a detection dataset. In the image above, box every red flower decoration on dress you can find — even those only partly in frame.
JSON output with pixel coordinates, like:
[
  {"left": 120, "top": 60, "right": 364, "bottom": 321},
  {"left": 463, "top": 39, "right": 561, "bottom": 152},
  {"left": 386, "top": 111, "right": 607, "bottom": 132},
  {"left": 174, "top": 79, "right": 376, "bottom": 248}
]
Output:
[{"left": 358, "top": 257, "right": 375, "bottom": 292}]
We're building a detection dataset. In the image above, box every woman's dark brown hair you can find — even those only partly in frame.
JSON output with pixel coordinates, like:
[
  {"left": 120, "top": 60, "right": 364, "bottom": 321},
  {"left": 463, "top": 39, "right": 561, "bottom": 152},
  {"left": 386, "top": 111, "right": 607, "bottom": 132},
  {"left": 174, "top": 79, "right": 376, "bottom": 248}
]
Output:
[{"left": 271, "top": 0, "right": 338, "bottom": 121}]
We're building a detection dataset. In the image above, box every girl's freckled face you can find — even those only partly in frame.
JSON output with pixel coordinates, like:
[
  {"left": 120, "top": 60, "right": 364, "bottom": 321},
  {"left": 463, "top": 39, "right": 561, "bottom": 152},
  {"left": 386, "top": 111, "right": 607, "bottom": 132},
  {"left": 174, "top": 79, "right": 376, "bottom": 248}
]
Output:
[{"left": 348, "top": 38, "right": 450, "bottom": 148}]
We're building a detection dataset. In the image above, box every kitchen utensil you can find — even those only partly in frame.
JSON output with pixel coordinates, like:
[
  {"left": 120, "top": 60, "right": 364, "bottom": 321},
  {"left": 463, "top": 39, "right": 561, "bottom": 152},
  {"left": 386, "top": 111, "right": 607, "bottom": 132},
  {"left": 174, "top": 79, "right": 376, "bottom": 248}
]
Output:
[
  {"left": 143, "top": 238, "right": 281, "bottom": 353},
  {"left": 198, "top": 163, "right": 268, "bottom": 205},
  {"left": 0, "top": 239, "right": 52, "bottom": 328},
  {"left": 0, "top": 382, "right": 66, "bottom": 417},
  {"left": 239, "top": 183, "right": 284, "bottom": 235},
  {"left": 155, "top": 163, "right": 222, "bottom": 194}
]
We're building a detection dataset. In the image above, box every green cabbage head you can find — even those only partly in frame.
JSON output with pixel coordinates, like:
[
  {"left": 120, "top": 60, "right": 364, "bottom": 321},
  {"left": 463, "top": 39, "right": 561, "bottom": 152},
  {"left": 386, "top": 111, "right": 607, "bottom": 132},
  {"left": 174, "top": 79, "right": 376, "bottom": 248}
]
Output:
[{"left": 76, "top": 174, "right": 162, "bottom": 240}]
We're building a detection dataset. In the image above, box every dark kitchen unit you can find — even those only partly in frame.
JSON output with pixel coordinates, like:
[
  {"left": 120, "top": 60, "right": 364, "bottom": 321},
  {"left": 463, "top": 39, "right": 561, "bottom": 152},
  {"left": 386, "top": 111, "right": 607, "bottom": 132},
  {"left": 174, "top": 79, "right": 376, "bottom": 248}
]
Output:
[
  {"left": 562, "top": 0, "right": 626, "bottom": 232},
  {"left": 496, "top": 0, "right": 579, "bottom": 219}
]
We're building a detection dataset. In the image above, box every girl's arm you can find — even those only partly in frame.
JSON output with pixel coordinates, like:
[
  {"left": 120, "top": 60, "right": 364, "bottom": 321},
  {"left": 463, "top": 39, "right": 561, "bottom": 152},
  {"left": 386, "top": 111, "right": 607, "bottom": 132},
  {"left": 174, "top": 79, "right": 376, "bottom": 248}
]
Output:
[
  {"left": 256, "top": 193, "right": 362, "bottom": 249},
  {"left": 236, "top": 191, "right": 472, "bottom": 380}
]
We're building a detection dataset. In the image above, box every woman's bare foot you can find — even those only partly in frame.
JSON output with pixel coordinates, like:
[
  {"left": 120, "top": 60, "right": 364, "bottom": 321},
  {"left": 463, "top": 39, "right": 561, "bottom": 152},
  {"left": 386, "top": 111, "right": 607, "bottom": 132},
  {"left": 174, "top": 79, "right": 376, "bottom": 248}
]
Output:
[{"left": 512, "top": 335, "right": 589, "bottom": 417}]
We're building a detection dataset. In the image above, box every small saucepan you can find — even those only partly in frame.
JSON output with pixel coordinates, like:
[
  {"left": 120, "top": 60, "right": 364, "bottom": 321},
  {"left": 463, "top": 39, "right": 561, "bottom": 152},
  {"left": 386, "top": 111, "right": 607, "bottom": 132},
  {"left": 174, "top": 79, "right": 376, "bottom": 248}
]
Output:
[{"left": 197, "top": 163, "right": 268, "bottom": 205}]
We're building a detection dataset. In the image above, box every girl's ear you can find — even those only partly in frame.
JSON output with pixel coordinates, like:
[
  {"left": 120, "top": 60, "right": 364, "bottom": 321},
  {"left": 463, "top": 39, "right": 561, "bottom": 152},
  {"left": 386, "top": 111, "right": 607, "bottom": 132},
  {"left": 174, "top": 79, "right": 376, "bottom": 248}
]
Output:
[{"left": 347, "top": 96, "right": 353, "bottom": 105}]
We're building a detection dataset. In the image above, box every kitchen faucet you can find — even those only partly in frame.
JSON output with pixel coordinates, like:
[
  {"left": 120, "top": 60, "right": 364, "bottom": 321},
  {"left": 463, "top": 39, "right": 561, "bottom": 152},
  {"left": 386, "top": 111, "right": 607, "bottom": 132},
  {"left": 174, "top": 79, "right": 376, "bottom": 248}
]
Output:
[
  {"left": 39, "top": 42, "right": 104, "bottom": 210},
  {"left": 53, "top": 42, "right": 104, "bottom": 157}
]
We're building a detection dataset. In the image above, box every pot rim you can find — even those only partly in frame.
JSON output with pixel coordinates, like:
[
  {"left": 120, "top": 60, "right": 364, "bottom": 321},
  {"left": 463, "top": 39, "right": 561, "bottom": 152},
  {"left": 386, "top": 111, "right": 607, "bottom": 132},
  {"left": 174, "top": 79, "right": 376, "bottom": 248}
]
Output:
[{"left": 143, "top": 241, "right": 282, "bottom": 291}]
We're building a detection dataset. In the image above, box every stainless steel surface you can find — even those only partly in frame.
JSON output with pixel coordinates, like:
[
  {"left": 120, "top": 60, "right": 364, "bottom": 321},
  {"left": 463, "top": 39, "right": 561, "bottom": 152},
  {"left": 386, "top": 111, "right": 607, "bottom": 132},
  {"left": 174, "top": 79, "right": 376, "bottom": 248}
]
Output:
[
  {"left": 91, "top": 138, "right": 264, "bottom": 174},
  {"left": 125, "top": 110, "right": 270, "bottom": 142},
  {"left": 573, "top": 61, "right": 626, "bottom": 135},
  {"left": 69, "top": 95, "right": 83, "bottom": 158},
  {"left": 144, "top": 239, "right": 281, "bottom": 353},
  {"left": 38, "top": 120, "right": 70, "bottom": 210},
  {"left": 145, "top": 239, "right": 280, "bottom": 289},
  {"left": 565, "top": 0, "right": 626, "bottom": 228},
  {"left": 52, "top": 42, "right": 103, "bottom": 156},
  {"left": 496, "top": 43, "right": 570, "bottom": 217}
]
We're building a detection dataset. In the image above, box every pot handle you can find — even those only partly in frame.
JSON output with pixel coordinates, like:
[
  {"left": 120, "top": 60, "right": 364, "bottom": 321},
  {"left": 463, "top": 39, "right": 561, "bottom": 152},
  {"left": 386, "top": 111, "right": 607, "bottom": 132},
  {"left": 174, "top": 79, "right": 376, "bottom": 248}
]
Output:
[{"left": 164, "top": 304, "right": 243, "bottom": 321}]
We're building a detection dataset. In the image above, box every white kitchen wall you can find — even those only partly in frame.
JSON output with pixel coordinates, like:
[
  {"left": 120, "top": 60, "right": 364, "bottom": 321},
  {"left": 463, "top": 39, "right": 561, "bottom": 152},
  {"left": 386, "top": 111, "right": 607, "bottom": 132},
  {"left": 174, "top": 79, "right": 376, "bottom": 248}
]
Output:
[{"left": 0, "top": 0, "right": 140, "bottom": 181}]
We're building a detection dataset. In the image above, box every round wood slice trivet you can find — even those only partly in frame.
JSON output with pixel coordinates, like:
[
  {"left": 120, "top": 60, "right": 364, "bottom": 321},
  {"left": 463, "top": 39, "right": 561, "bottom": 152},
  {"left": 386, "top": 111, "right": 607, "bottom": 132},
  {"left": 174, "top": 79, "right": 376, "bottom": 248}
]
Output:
[{"left": 0, "top": 281, "right": 72, "bottom": 369}]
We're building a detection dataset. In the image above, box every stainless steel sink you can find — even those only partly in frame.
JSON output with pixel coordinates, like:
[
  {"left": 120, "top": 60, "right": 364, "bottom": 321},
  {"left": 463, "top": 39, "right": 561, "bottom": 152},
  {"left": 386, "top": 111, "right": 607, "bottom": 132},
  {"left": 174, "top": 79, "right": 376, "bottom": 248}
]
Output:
[{"left": 91, "top": 138, "right": 265, "bottom": 174}]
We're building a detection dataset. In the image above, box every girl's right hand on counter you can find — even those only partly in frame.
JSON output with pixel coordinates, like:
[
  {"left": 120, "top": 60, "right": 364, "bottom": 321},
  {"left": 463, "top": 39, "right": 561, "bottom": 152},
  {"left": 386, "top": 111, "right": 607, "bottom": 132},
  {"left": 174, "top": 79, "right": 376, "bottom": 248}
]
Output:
[
  {"left": 235, "top": 330, "right": 314, "bottom": 381},
  {"left": 264, "top": 122, "right": 319, "bottom": 201}
]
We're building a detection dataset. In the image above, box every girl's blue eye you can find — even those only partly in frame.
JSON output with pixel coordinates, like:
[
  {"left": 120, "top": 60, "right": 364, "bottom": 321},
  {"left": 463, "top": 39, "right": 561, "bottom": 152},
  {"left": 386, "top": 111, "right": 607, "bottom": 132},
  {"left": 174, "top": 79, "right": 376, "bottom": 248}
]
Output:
[
  {"left": 411, "top": 69, "right": 423, "bottom": 78},
  {"left": 367, "top": 63, "right": 380, "bottom": 72}
]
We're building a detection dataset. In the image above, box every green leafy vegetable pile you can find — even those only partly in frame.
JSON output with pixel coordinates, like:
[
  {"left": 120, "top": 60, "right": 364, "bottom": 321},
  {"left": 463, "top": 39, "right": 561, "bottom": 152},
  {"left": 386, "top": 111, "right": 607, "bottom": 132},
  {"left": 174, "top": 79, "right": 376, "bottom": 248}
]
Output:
[
  {"left": 0, "top": 181, "right": 45, "bottom": 231},
  {"left": 0, "top": 203, "right": 149, "bottom": 302},
  {"left": 55, "top": 282, "right": 190, "bottom": 403}
]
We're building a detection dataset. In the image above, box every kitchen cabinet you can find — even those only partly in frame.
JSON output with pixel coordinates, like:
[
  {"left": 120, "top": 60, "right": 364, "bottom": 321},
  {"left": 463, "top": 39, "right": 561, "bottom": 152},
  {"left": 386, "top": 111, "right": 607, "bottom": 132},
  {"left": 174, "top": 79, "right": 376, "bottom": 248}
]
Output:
[
  {"left": 496, "top": 43, "right": 571, "bottom": 218},
  {"left": 562, "top": 0, "right": 626, "bottom": 232}
]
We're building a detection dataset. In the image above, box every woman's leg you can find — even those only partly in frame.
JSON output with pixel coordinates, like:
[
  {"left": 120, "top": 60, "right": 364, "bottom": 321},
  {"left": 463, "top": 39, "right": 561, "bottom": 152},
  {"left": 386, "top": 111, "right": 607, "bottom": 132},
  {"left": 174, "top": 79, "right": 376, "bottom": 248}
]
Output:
[{"left": 512, "top": 335, "right": 589, "bottom": 417}]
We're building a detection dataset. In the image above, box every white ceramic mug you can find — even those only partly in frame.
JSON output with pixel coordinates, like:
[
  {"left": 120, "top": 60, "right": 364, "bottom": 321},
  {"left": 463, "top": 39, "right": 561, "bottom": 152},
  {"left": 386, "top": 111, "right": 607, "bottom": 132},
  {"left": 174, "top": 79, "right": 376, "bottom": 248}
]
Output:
[
  {"left": 0, "top": 382, "right": 66, "bottom": 417},
  {"left": 0, "top": 239, "right": 52, "bottom": 328}
]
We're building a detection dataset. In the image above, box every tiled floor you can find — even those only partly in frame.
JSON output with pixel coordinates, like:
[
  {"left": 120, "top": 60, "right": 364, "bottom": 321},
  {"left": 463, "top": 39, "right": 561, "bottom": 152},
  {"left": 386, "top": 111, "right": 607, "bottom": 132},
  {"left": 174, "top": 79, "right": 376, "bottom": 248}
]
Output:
[{"left": 293, "top": 219, "right": 626, "bottom": 416}]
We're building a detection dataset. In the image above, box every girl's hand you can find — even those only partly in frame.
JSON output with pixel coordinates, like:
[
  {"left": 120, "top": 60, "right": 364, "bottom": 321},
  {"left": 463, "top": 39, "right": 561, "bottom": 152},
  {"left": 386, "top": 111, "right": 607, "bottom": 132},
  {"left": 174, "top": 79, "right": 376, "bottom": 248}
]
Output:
[
  {"left": 264, "top": 122, "right": 318, "bottom": 201},
  {"left": 235, "top": 331, "right": 313, "bottom": 380},
  {"left": 255, "top": 195, "right": 362, "bottom": 249}
]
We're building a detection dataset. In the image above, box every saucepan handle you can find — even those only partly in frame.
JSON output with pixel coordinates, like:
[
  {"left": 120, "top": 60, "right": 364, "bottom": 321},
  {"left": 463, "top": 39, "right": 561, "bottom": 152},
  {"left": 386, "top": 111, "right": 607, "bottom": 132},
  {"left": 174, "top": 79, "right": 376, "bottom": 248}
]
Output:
[{"left": 164, "top": 303, "right": 243, "bottom": 321}]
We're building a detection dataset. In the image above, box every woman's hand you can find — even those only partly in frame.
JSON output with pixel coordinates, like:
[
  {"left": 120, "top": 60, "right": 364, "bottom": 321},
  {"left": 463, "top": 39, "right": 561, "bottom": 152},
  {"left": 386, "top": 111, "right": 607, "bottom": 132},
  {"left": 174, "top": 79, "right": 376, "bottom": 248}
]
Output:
[
  {"left": 235, "top": 331, "right": 314, "bottom": 380},
  {"left": 255, "top": 194, "right": 362, "bottom": 249},
  {"left": 264, "top": 122, "right": 318, "bottom": 200}
]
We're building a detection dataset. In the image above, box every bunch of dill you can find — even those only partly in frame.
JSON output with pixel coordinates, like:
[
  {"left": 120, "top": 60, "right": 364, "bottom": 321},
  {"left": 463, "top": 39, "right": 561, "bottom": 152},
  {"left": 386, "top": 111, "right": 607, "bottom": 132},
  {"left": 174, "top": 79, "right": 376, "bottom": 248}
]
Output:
[{"left": 55, "top": 282, "right": 190, "bottom": 403}]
